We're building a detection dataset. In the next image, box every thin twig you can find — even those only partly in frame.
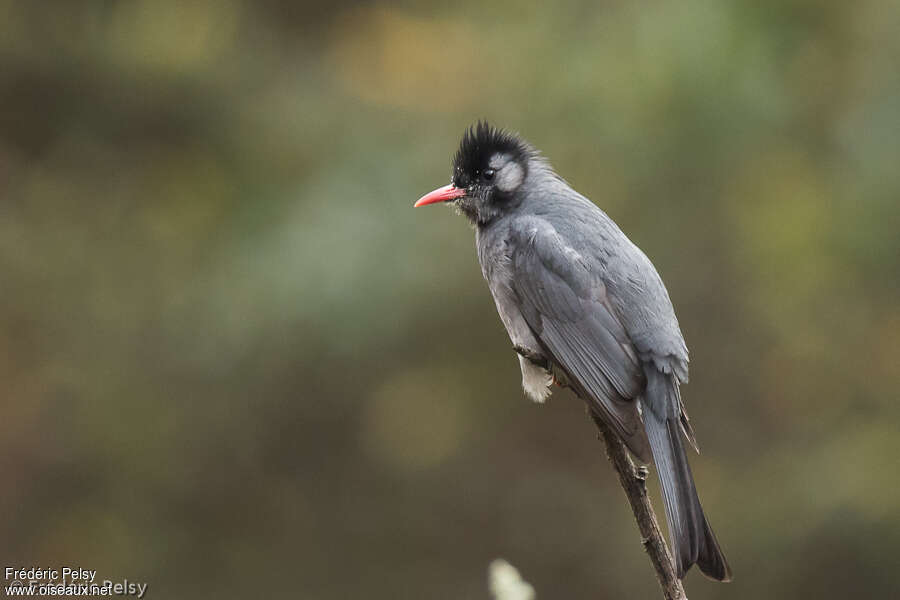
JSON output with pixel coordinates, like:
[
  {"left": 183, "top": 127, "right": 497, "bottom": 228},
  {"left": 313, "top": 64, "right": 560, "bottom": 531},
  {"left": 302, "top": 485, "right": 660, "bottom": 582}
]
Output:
[{"left": 589, "top": 410, "right": 687, "bottom": 600}]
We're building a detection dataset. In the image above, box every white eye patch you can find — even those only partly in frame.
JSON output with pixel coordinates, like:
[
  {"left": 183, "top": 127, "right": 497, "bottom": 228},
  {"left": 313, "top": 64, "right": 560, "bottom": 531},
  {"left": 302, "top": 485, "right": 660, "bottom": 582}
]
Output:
[{"left": 489, "top": 153, "right": 525, "bottom": 192}]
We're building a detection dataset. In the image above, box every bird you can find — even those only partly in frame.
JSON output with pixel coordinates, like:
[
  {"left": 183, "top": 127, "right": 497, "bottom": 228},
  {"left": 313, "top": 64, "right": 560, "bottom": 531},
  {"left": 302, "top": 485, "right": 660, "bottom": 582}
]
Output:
[{"left": 414, "top": 121, "right": 732, "bottom": 582}]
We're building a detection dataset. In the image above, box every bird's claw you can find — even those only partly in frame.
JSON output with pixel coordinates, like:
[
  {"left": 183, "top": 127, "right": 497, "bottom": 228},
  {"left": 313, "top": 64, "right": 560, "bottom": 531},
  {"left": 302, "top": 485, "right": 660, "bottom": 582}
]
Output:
[
  {"left": 513, "top": 345, "right": 549, "bottom": 369},
  {"left": 513, "top": 344, "right": 534, "bottom": 358}
]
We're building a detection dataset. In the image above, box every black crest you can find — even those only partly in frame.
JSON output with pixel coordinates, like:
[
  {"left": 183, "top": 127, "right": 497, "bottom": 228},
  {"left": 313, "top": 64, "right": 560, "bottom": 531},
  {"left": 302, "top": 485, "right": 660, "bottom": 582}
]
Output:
[{"left": 452, "top": 121, "right": 531, "bottom": 187}]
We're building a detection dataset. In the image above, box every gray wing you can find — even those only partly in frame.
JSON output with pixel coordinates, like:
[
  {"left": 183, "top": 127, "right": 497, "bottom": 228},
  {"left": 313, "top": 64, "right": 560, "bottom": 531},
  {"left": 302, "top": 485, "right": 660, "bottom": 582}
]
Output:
[{"left": 509, "top": 218, "right": 651, "bottom": 460}]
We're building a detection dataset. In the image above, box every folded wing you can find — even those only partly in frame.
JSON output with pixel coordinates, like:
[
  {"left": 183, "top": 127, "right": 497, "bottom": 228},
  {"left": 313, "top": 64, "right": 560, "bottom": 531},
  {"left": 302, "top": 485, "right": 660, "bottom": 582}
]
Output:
[{"left": 510, "top": 218, "right": 650, "bottom": 460}]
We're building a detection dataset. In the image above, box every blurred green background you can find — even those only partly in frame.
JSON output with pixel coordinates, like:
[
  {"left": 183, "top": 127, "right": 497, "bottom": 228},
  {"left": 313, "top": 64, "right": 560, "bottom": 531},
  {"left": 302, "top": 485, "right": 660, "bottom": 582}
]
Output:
[{"left": 1, "top": 1, "right": 898, "bottom": 598}]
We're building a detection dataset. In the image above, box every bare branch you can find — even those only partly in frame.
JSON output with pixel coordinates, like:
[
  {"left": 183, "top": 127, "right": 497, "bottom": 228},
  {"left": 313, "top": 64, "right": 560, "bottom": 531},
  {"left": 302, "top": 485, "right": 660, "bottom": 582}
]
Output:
[{"left": 590, "top": 411, "right": 687, "bottom": 600}]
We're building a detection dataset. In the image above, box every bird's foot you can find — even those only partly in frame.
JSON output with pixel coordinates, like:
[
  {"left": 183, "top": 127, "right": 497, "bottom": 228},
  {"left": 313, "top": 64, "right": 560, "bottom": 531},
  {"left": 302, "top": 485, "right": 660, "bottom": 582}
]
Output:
[{"left": 513, "top": 345, "right": 549, "bottom": 370}]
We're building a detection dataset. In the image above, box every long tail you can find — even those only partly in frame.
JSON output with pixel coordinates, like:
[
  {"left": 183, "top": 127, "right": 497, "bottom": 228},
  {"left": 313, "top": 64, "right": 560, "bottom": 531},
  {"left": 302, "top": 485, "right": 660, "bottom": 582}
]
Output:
[{"left": 643, "top": 368, "right": 732, "bottom": 581}]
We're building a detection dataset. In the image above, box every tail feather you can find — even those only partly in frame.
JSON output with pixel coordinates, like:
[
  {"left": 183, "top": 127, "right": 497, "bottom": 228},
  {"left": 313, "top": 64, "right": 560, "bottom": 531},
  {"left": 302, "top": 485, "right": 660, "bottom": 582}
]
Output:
[{"left": 643, "top": 369, "right": 732, "bottom": 582}]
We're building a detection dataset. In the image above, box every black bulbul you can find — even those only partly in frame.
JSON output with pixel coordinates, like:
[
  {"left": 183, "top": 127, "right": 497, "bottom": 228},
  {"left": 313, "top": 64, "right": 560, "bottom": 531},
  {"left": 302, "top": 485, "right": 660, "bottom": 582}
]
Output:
[{"left": 415, "top": 122, "right": 732, "bottom": 581}]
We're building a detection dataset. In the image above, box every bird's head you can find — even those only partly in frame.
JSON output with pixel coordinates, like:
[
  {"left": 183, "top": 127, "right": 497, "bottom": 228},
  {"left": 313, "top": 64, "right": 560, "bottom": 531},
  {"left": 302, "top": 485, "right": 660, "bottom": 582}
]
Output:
[{"left": 415, "top": 122, "right": 533, "bottom": 225}]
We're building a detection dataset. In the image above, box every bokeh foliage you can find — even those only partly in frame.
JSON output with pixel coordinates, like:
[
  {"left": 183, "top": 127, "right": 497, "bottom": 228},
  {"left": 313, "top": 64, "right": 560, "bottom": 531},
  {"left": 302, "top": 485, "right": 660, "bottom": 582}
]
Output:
[{"left": 1, "top": 1, "right": 898, "bottom": 598}]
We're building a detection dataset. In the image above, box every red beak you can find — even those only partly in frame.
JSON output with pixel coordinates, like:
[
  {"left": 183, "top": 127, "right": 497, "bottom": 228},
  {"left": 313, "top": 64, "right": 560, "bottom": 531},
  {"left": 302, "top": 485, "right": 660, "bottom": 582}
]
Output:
[{"left": 414, "top": 184, "right": 466, "bottom": 207}]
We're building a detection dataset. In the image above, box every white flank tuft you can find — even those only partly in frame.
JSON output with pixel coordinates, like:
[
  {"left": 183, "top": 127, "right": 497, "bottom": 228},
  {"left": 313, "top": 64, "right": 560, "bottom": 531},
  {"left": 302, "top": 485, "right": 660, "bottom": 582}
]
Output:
[{"left": 518, "top": 355, "right": 552, "bottom": 403}]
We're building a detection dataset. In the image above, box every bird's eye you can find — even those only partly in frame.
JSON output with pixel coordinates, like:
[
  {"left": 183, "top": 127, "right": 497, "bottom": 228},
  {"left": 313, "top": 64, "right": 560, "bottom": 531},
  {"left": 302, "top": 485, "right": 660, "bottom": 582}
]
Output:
[{"left": 482, "top": 169, "right": 495, "bottom": 181}]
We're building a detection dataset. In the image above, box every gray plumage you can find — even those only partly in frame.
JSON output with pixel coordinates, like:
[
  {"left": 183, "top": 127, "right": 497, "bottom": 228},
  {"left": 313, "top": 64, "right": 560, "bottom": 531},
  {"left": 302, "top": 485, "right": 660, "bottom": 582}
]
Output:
[{"left": 417, "top": 122, "right": 731, "bottom": 581}]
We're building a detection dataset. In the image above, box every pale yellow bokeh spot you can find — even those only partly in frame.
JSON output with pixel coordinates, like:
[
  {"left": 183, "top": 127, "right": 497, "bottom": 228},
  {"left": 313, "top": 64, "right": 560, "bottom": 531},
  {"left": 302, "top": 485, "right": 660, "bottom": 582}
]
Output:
[
  {"left": 363, "top": 368, "right": 472, "bottom": 471},
  {"left": 106, "top": 0, "right": 241, "bottom": 72},
  {"left": 329, "top": 7, "right": 480, "bottom": 112}
]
